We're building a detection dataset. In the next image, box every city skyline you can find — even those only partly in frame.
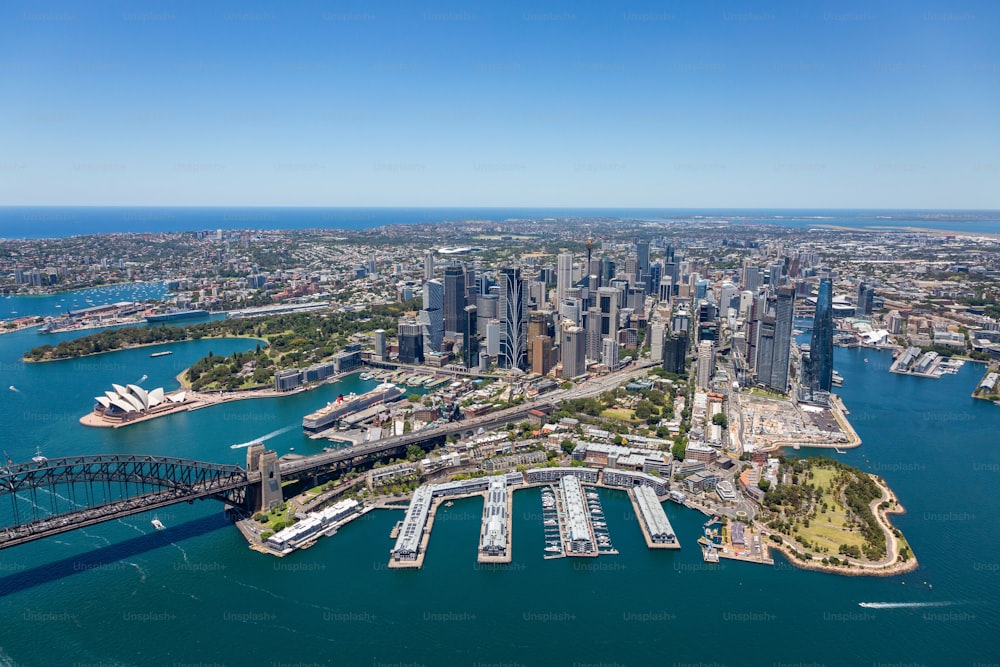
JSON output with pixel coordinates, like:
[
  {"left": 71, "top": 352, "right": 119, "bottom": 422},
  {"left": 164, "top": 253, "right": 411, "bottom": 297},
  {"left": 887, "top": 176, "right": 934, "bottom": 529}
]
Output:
[{"left": 1, "top": 0, "right": 998, "bottom": 209}]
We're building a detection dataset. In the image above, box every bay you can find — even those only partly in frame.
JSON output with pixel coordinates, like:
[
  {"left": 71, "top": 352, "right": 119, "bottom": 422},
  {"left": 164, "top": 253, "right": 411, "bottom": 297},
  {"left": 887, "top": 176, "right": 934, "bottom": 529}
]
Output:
[{"left": 0, "top": 327, "right": 997, "bottom": 665}]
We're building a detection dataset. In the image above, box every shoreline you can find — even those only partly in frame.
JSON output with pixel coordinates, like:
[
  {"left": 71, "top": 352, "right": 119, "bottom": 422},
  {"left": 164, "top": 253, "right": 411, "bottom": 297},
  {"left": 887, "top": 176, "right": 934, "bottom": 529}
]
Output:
[
  {"left": 80, "top": 370, "right": 358, "bottom": 428},
  {"left": 761, "top": 475, "right": 917, "bottom": 577},
  {"left": 24, "top": 333, "right": 268, "bottom": 363}
]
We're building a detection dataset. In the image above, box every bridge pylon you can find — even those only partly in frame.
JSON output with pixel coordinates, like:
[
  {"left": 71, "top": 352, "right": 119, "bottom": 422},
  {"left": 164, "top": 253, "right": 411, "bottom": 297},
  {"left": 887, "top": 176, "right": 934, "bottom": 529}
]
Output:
[{"left": 246, "top": 444, "right": 283, "bottom": 512}]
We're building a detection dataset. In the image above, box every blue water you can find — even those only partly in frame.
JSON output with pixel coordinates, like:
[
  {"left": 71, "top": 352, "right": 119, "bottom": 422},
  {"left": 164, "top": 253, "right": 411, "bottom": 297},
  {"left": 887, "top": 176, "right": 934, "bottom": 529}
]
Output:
[
  {"left": 0, "top": 312, "right": 997, "bottom": 664},
  {"left": 0, "top": 282, "right": 168, "bottom": 320},
  {"left": 1, "top": 206, "right": 998, "bottom": 238}
]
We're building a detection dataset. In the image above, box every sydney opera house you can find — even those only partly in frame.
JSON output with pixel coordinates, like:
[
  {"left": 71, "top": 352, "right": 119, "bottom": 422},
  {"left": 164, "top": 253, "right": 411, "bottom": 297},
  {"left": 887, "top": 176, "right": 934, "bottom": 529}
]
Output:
[{"left": 92, "top": 383, "right": 187, "bottom": 423}]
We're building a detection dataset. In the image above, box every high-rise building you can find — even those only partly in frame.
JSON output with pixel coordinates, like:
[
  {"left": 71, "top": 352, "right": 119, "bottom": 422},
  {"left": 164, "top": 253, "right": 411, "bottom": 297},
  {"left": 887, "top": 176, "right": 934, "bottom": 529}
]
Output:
[
  {"left": 443, "top": 265, "right": 466, "bottom": 337},
  {"left": 719, "top": 281, "right": 737, "bottom": 312},
  {"left": 585, "top": 306, "right": 602, "bottom": 362},
  {"left": 754, "top": 286, "right": 795, "bottom": 393},
  {"left": 424, "top": 250, "right": 434, "bottom": 282},
  {"left": 556, "top": 252, "right": 574, "bottom": 308},
  {"left": 420, "top": 279, "right": 444, "bottom": 355},
  {"left": 662, "top": 332, "right": 688, "bottom": 375},
  {"left": 463, "top": 305, "right": 479, "bottom": 369},
  {"left": 597, "top": 286, "right": 620, "bottom": 341},
  {"left": 697, "top": 340, "right": 715, "bottom": 389},
  {"left": 601, "top": 338, "right": 620, "bottom": 371},
  {"left": 635, "top": 240, "right": 649, "bottom": 281},
  {"left": 397, "top": 321, "right": 424, "bottom": 364},
  {"left": 649, "top": 320, "right": 666, "bottom": 362},
  {"left": 810, "top": 278, "right": 834, "bottom": 392},
  {"left": 532, "top": 335, "right": 553, "bottom": 376},
  {"left": 562, "top": 324, "right": 587, "bottom": 377},
  {"left": 499, "top": 267, "right": 527, "bottom": 370},
  {"left": 527, "top": 311, "right": 548, "bottom": 358},
  {"left": 857, "top": 282, "right": 874, "bottom": 316},
  {"left": 770, "top": 286, "right": 795, "bottom": 392},
  {"left": 374, "top": 329, "right": 387, "bottom": 361},
  {"left": 658, "top": 277, "right": 673, "bottom": 304},
  {"left": 486, "top": 319, "right": 501, "bottom": 358}
]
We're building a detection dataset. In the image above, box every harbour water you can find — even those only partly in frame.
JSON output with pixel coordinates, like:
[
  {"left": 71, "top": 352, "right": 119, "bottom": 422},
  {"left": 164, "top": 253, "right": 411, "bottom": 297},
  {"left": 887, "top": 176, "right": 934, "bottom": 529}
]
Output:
[
  {"left": 0, "top": 291, "right": 998, "bottom": 665},
  {"left": 1, "top": 206, "right": 998, "bottom": 238}
]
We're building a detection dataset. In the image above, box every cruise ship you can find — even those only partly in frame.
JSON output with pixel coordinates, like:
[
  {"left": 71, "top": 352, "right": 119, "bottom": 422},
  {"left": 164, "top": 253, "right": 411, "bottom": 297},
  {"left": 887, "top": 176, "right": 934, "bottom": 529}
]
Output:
[
  {"left": 145, "top": 308, "right": 209, "bottom": 322},
  {"left": 302, "top": 383, "right": 404, "bottom": 434}
]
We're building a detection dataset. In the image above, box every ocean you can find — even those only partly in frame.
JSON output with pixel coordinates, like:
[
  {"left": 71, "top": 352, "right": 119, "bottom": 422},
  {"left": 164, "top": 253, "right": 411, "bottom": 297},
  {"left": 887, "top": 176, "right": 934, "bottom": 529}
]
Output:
[
  {"left": 0, "top": 291, "right": 997, "bottom": 666},
  {"left": 0, "top": 206, "right": 998, "bottom": 238}
]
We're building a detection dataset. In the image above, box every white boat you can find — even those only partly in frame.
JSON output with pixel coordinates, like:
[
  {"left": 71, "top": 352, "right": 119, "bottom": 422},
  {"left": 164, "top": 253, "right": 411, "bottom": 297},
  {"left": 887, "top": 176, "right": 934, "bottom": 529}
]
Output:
[
  {"left": 359, "top": 372, "right": 373, "bottom": 381},
  {"left": 31, "top": 447, "right": 47, "bottom": 463},
  {"left": 544, "top": 519, "right": 557, "bottom": 526},
  {"left": 544, "top": 546, "right": 561, "bottom": 553},
  {"left": 150, "top": 351, "right": 173, "bottom": 358},
  {"left": 151, "top": 517, "right": 165, "bottom": 530}
]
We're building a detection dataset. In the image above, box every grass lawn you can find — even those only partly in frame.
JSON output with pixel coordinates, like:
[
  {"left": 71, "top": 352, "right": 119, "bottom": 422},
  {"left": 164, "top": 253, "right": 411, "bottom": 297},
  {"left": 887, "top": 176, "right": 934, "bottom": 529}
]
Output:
[
  {"left": 600, "top": 408, "right": 637, "bottom": 422},
  {"left": 793, "top": 466, "right": 866, "bottom": 553}
]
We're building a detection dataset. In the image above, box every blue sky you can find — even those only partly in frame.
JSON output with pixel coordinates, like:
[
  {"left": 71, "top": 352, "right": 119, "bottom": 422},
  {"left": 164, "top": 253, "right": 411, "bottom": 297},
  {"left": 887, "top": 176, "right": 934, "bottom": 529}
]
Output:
[{"left": 1, "top": 1, "right": 997, "bottom": 208}]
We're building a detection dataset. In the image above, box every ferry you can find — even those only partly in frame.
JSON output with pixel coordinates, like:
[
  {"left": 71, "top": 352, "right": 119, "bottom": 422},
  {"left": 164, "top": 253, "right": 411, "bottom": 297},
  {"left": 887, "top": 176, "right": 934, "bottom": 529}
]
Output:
[{"left": 150, "top": 350, "right": 173, "bottom": 358}]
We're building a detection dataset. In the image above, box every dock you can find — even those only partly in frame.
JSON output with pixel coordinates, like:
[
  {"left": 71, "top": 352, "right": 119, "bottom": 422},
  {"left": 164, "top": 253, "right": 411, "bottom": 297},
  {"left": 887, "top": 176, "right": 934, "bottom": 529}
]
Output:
[
  {"left": 628, "top": 486, "right": 680, "bottom": 550},
  {"left": 477, "top": 475, "right": 512, "bottom": 563}
]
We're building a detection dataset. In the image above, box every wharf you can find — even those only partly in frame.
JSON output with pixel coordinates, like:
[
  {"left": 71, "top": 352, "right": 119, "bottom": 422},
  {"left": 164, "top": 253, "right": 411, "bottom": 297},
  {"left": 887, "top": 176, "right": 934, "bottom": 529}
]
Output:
[
  {"left": 627, "top": 488, "right": 681, "bottom": 550},
  {"left": 477, "top": 486, "right": 513, "bottom": 564}
]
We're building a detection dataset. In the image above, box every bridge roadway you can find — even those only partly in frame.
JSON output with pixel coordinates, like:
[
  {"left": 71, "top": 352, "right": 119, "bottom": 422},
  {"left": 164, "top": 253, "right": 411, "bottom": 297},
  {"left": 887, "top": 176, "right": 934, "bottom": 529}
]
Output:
[
  {"left": 279, "top": 361, "right": 657, "bottom": 479},
  {"left": 1, "top": 456, "right": 257, "bottom": 550}
]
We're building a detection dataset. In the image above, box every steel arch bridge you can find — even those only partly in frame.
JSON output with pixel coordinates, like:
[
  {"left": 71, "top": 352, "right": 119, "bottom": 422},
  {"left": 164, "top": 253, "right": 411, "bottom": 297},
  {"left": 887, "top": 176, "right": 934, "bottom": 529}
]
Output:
[{"left": 0, "top": 455, "right": 257, "bottom": 550}]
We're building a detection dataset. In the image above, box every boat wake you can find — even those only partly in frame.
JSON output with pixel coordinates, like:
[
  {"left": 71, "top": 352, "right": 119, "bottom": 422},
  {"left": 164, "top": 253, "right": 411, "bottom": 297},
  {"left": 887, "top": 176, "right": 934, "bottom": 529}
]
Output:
[
  {"left": 858, "top": 601, "right": 954, "bottom": 609},
  {"left": 135, "top": 374, "right": 148, "bottom": 384},
  {"left": 230, "top": 424, "right": 297, "bottom": 449}
]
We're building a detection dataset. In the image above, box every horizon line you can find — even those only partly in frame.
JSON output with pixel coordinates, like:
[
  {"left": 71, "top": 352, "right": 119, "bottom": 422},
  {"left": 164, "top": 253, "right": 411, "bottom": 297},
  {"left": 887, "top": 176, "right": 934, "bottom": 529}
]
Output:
[{"left": 1, "top": 205, "right": 998, "bottom": 212}]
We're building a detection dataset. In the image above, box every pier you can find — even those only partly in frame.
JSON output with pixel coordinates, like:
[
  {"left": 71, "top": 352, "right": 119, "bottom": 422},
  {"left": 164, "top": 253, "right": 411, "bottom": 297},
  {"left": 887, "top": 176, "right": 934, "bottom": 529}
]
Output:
[
  {"left": 628, "top": 485, "right": 680, "bottom": 550},
  {"left": 477, "top": 475, "right": 512, "bottom": 563}
]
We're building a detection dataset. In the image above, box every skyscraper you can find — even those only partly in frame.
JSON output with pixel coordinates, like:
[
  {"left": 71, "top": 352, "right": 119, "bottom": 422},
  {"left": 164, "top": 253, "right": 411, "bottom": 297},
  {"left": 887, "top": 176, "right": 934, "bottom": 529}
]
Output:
[
  {"left": 635, "top": 240, "right": 650, "bottom": 286},
  {"left": 443, "top": 265, "right": 466, "bottom": 337},
  {"left": 397, "top": 321, "right": 424, "bottom": 364},
  {"left": 374, "top": 329, "right": 386, "bottom": 361},
  {"left": 755, "top": 286, "right": 795, "bottom": 393},
  {"left": 463, "top": 304, "right": 479, "bottom": 369},
  {"left": 770, "top": 285, "right": 795, "bottom": 392},
  {"left": 556, "top": 252, "right": 574, "bottom": 308},
  {"left": 499, "top": 267, "right": 526, "bottom": 370},
  {"left": 585, "top": 306, "right": 602, "bottom": 362},
  {"left": 810, "top": 278, "right": 834, "bottom": 392},
  {"left": 424, "top": 250, "right": 434, "bottom": 282},
  {"left": 597, "top": 286, "right": 620, "bottom": 341},
  {"left": 857, "top": 281, "right": 874, "bottom": 316},
  {"left": 697, "top": 340, "right": 715, "bottom": 389},
  {"left": 662, "top": 332, "right": 688, "bottom": 375},
  {"left": 420, "top": 279, "right": 444, "bottom": 355},
  {"left": 601, "top": 338, "right": 620, "bottom": 371},
  {"left": 562, "top": 324, "right": 587, "bottom": 377}
]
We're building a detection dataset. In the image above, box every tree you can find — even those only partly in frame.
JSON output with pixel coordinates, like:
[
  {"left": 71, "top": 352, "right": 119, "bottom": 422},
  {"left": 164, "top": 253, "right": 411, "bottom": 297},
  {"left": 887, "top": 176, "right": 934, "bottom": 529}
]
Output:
[
  {"left": 758, "top": 479, "right": 771, "bottom": 491},
  {"left": 671, "top": 436, "right": 687, "bottom": 461},
  {"left": 560, "top": 439, "right": 576, "bottom": 456},
  {"left": 406, "top": 445, "right": 424, "bottom": 461},
  {"left": 712, "top": 412, "right": 729, "bottom": 428}
]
